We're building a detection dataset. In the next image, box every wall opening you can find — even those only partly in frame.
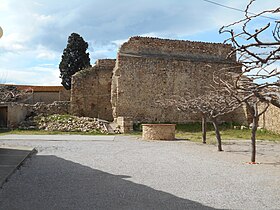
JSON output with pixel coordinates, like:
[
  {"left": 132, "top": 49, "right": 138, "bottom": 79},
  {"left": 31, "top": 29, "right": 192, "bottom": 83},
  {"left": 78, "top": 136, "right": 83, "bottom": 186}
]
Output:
[{"left": 0, "top": 106, "right": 8, "bottom": 128}]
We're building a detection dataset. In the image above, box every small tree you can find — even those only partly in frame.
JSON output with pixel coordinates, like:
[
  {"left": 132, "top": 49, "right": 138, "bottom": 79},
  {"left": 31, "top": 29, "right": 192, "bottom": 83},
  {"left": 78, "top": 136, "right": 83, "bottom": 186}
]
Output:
[
  {"left": 216, "top": 73, "right": 271, "bottom": 163},
  {"left": 156, "top": 90, "right": 241, "bottom": 151},
  {"left": 59, "top": 33, "right": 91, "bottom": 90},
  {"left": 219, "top": 0, "right": 280, "bottom": 163},
  {"left": 219, "top": 0, "right": 280, "bottom": 106}
]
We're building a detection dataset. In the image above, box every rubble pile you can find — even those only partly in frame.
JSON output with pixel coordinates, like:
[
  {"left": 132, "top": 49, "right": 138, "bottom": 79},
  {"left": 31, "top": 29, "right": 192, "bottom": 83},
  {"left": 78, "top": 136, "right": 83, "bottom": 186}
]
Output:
[{"left": 19, "top": 114, "right": 110, "bottom": 134}]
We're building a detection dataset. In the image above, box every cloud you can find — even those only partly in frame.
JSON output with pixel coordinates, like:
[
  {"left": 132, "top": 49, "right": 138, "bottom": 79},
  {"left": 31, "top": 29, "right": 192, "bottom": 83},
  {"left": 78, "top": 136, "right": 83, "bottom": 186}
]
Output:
[
  {"left": 0, "top": 0, "right": 279, "bottom": 85},
  {"left": 0, "top": 65, "right": 61, "bottom": 86}
]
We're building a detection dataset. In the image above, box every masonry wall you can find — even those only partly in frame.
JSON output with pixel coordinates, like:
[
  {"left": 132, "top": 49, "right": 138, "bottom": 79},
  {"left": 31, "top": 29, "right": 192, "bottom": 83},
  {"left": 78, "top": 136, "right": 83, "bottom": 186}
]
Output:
[
  {"left": 30, "top": 90, "right": 70, "bottom": 104},
  {"left": 71, "top": 59, "right": 115, "bottom": 121},
  {"left": 259, "top": 104, "right": 280, "bottom": 134},
  {"left": 111, "top": 36, "right": 245, "bottom": 123},
  {"left": 32, "top": 92, "right": 60, "bottom": 104},
  {"left": 0, "top": 101, "right": 70, "bottom": 128}
]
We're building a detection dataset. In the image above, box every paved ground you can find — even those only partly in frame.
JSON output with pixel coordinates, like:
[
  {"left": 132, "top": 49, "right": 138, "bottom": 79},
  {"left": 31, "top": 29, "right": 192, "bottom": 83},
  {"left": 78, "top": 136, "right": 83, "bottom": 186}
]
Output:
[
  {"left": 0, "top": 135, "right": 279, "bottom": 209},
  {"left": 0, "top": 146, "right": 35, "bottom": 187}
]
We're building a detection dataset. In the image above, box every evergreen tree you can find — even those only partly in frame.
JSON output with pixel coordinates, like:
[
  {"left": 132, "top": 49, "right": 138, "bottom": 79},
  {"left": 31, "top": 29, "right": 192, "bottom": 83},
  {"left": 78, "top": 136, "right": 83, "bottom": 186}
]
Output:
[{"left": 59, "top": 33, "right": 91, "bottom": 90}]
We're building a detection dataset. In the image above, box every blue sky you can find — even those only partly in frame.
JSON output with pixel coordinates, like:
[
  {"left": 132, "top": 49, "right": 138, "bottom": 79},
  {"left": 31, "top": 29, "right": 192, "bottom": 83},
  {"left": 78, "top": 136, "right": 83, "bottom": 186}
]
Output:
[{"left": 0, "top": 0, "right": 279, "bottom": 86}]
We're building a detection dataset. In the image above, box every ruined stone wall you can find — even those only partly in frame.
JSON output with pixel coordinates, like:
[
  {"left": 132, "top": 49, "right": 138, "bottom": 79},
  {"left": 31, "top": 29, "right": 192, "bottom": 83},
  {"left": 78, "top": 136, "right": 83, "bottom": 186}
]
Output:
[
  {"left": 32, "top": 92, "right": 60, "bottom": 104},
  {"left": 259, "top": 104, "right": 280, "bottom": 134},
  {"left": 0, "top": 101, "right": 70, "bottom": 128},
  {"left": 71, "top": 59, "right": 115, "bottom": 121},
  {"left": 31, "top": 101, "right": 70, "bottom": 116},
  {"left": 59, "top": 89, "right": 71, "bottom": 101},
  {"left": 111, "top": 36, "right": 244, "bottom": 123},
  {"left": 31, "top": 90, "right": 70, "bottom": 104},
  {"left": 119, "top": 36, "right": 236, "bottom": 62}
]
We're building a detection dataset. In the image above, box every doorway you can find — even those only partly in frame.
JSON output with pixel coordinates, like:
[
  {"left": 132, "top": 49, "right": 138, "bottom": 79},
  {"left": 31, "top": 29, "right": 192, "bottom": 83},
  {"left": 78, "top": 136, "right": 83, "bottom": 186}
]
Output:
[{"left": 0, "top": 106, "right": 8, "bottom": 128}]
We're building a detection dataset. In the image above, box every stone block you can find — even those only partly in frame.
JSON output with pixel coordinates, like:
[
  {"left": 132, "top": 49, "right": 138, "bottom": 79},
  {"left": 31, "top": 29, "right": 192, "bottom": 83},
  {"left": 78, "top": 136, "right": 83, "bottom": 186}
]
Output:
[{"left": 142, "top": 124, "right": 176, "bottom": 140}]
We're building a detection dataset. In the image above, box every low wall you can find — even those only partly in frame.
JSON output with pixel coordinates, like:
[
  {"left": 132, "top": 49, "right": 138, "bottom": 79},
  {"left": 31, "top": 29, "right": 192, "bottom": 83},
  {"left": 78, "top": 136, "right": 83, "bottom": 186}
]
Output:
[
  {"left": 0, "top": 101, "right": 70, "bottom": 128},
  {"left": 31, "top": 101, "right": 70, "bottom": 116},
  {"left": 142, "top": 124, "right": 176, "bottom": 140}
]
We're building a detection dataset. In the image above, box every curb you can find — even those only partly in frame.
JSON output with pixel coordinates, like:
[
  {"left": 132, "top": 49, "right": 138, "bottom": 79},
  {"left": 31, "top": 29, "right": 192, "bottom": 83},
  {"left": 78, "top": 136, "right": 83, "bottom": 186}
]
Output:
[{"left": 0, "top": 147, "right": 37, "bottom": 188}]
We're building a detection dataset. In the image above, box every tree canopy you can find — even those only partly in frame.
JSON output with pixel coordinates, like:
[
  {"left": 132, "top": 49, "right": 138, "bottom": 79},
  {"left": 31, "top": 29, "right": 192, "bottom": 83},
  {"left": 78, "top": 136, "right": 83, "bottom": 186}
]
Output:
[{"left": 59, "top": 33, "right": 91, "bottom": 90}]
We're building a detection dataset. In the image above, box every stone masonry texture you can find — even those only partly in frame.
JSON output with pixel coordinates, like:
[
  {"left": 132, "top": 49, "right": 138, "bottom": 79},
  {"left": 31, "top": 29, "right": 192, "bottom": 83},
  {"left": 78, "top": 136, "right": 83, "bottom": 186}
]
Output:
[
  {"left": 111, "top": 36, "right": 245, "bottom": 123},
  {"left": 71, "top": 59, "right": 115, "bottom": 121},
  {"left": 259, "top": 104, "right": 280, "bottom": 134},
  {"left": 142, "top": 124, "right": 176, "bottom": 140}
]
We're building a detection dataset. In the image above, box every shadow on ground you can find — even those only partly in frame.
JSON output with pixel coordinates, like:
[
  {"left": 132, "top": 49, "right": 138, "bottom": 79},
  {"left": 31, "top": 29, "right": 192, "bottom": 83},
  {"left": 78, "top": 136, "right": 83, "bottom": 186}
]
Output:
[
  {"left": 0, "top": 147, "right": 35, "bottom": 188},
  {"left": 0, "top": 155, "right": 215, "bottom": 210}
]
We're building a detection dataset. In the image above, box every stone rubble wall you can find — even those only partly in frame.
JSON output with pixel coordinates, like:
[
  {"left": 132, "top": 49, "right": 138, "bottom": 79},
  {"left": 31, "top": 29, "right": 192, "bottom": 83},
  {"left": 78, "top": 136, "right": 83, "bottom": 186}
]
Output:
[
  {"left": 31, "top": 101, "right": 70, "bottom": 116},
  {"left": 22, "top": 89, "right": 70, "bottom": 104},
  {"left": 1, "top": 101, "right": 70, "bottom": 128},
  {"left": 259, "top": 104, "right": 280, "bottom": 134},
  {"left": 33, "top": 115, "right": 110, "bottom": 133},
  {"left": 111, "top": 37, "right": 244, "bottom": 124},
  {"left": 71, "top": 59, "right": 115, "bottom": 121},
  {"left": 119, "top": 36, "right": 236, "bottom": 62},
  {"left": 142, "top": 124, "right": 176, "bottom": 140}
]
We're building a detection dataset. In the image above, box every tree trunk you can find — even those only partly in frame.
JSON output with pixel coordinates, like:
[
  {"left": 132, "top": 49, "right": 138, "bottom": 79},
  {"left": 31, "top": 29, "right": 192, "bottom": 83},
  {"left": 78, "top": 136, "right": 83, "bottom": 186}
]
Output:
[
  {"left": 202, "top": 115, "right": 207, "bottom": 144},
  {"left": 212, "top": 118, "right": 223, "bottom": 151},
  {"left": 251, "top": 116, "right": 258, "bottom": 163}
]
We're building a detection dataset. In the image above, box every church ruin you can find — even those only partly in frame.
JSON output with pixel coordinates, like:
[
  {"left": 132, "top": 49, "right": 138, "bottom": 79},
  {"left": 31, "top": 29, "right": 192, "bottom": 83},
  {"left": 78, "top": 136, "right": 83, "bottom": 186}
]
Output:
[{"left": 70, "top": 36, "right": 248, "bottom": 126}]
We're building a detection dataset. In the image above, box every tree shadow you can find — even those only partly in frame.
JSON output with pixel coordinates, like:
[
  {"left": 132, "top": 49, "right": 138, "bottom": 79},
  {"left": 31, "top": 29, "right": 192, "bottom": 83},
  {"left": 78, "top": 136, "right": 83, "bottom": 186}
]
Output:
[
  {"left": 261, "top": 162, "right": 280, "bottom": 166},
  {"left": 0, "top": 155, "right": 215, "bottom": 210}
]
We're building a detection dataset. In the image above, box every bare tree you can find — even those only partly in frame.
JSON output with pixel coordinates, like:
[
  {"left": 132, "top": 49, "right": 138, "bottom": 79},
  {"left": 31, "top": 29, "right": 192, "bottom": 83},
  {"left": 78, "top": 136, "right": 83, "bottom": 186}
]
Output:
[
  {"left": 215, "top": 73, "right": 271, "bottom": 162},
  {"left": 0, "top": 85, "right": 33, "bottom": 103},
  {"left": 219, "top": 0, "right": 280, "bottom": 163},
  {"left": 156, "top": 89, "right": 241, "bottom": 151},
  {"left": 219, "top": 0, "right": 280, "bottom": 106}
]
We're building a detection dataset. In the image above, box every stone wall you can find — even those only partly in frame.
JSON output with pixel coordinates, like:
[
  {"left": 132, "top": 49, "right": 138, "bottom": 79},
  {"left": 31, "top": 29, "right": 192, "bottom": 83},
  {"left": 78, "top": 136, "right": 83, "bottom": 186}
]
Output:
[
  {"left": 119, "top": 36, "right": 236, "bottom": 62},
  {"left": 71, "top": 59, "right": 115, "bottom": 121},
  {"left": 7, "top": 85, "right": 71, "bottom": 104},
  {"left": 259, "top": 104, "right": 280, "bottom": 134},
  {"left": 30, "top": 89, "right": 70, "bottom": 104},
  {"left": 0, "top": 103, "right": 29, "bottom": 128},
  {"left": 142, "top": 124, "right": 176, "bottom": 140},
  {"left": 31, "top": 101, "right": 70, "bottom": 116},
  {"left": 0, "top": 101, "right": 70, "bottom": 128},
  {"left": 32, "top": 92, "right": 60, "bottom": 104},
  {"left": 111, "top": 36, "right": 244, "bottom": 123}
]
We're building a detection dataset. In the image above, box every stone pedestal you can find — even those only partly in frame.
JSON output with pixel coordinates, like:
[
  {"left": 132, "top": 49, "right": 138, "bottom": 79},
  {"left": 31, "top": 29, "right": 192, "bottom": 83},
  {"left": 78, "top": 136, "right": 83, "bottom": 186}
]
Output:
[
  {"left": 116, "top": 117, "right": 133, "bottom": 133},
  {"left": 142, "top": 124, "right": 176, "bottom": 140}
]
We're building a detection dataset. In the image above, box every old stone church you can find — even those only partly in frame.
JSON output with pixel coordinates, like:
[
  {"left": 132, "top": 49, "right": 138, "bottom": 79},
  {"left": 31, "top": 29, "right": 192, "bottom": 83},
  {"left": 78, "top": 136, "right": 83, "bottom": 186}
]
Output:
[{"left": 70, "top": 36, "right": 247, "bottom": 125}]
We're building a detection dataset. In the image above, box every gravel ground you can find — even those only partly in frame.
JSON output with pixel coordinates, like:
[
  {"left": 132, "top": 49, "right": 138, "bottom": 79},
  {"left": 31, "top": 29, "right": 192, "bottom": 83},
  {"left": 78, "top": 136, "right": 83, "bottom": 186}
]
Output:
[{"left": 0, "top": 135, "right": 279, "bottom": 209}]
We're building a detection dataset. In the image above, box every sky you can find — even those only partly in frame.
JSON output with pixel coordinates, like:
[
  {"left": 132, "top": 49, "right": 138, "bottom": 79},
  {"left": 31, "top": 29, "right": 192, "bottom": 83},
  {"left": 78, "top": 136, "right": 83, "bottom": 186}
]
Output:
[{"left": 0, "top": 0, "right": 279, "bottom": 86}]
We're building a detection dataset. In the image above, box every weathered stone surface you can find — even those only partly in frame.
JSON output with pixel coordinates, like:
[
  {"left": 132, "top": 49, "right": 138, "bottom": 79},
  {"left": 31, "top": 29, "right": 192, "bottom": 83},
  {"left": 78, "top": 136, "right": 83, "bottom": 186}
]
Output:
[
  {"left": 111, "top": 36, "right": 244, "bottom": 123},
  {"left": 115, "top": 117, "right": 133, "bottom": 133},
  {"left": 19, "top": 114, "right": 110, "bottom": 133},
  {"left": 142, "top": 124, "right": 176, "bottom": 140},
  {"left": 71, "top": 59, "right": 115, "bottom": 121},
  {"left": 259, "top": 104, "right": 280, "bottom": 134},
  {"left": 0, "top": 101, "right": 70, "bottom": 129}
]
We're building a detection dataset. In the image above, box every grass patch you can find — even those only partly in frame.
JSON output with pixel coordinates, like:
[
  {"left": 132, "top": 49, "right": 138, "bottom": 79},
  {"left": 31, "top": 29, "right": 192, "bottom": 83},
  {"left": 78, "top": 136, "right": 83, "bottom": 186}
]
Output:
[
  {"left": 0, "top": 129, "right": 108, "bottom": 136},
  {"left": 1, "top": 122, "right": 280, "bottom": 142},
  {"left": 134, "top": 122, "right": 280, "bottom": 143},
  {"left": 176, "top": 126, "right": 280, "bottom": 143}
]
